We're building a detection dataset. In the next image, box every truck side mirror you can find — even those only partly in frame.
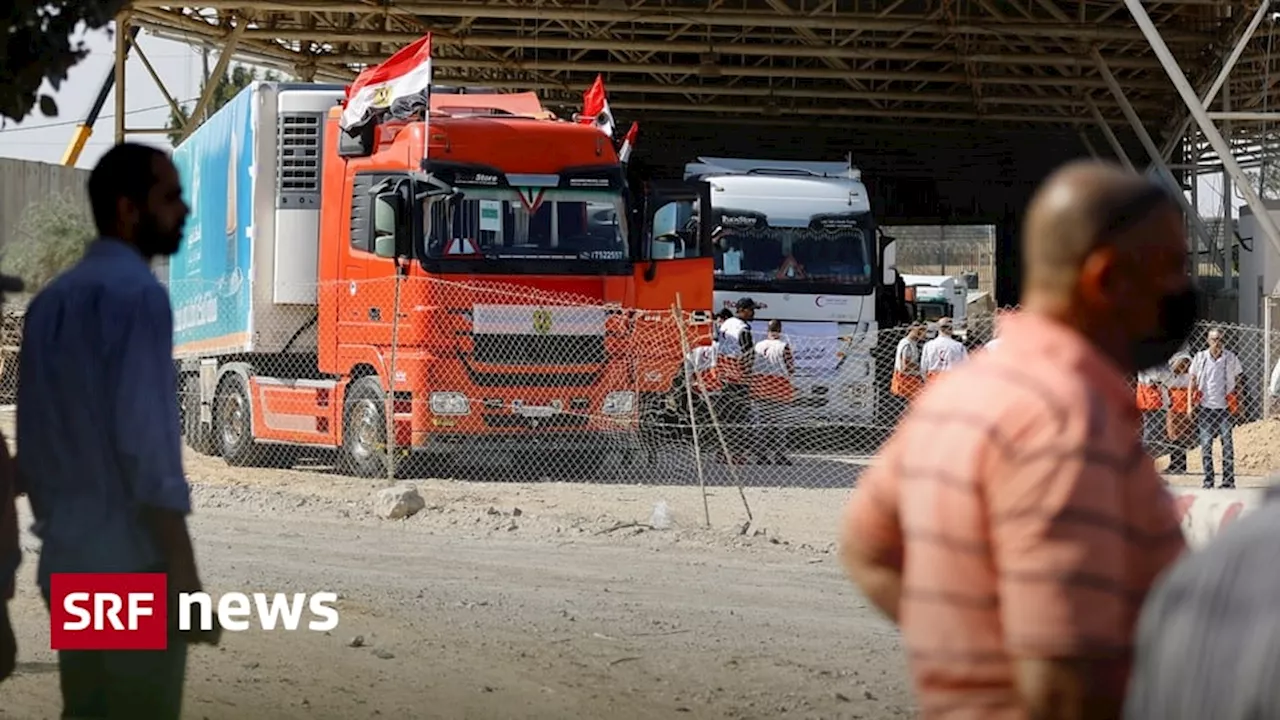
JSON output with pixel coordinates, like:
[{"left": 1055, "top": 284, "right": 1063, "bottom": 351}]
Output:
[
  {"left": 373, "top": 191, "right": 407, "bottom": 259},
  {"left": 882, "top": 238, "right": 898, "bottom": 286}
]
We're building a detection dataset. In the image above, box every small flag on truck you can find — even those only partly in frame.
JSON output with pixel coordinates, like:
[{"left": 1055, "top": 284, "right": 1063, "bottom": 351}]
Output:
[
  {"left": 341, "top": 33, "right": 433, "bottom": 134},
  {"left": 579, "top": 74, "right": 614, "bottom": 138},
  {"left": 618, "top": 122, "right": 639, "bottom": 164}
]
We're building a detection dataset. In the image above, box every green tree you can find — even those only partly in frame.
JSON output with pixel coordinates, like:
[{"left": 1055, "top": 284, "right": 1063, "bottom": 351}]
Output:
[
  {"left": 167, "top": 64, "right": 284, "bottom": 146},
  {"left": 0, "top": 1, "right": 130, "bottom": 123},
  {"left": 3, "top": 191, "right": 95, "bottom": 292}
]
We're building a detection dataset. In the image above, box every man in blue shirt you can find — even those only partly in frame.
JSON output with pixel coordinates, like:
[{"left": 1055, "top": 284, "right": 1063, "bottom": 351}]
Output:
[
  {"left": 0, "top": 272, "right": 25, "bottom": 686},
  {"left": 17, "top": 142, "right": 219, "bottom": 718}
]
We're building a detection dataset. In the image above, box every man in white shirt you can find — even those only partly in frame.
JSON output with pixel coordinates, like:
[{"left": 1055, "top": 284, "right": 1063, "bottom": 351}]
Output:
[
  {"left": 1188, "top": 328, "right": 1243, "bottom": 489},
  {"left": 921, "top": 317, "right": 968, "bottom": 380},
  {"left": 750, "top": 319, "right": 796, "bottom": 465}
]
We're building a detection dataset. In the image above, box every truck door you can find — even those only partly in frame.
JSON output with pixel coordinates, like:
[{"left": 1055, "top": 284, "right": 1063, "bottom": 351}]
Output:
[
  {"left": 632, "top": 180, "right": 714, "bottom": 315},
  {"left": 631, "top": 180, "right": 714, "bottom": 399},
  {"left": 341, "top": 172, "right": 408, "bottom": 348}
]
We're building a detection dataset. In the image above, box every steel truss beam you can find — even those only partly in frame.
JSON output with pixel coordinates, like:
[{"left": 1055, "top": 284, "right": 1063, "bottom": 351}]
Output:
[
  {"left": 129, "top": 1, "right": 1209, "bottom": 41},
  {"left": 1093, "top": 48, "right": 1221, "bottom": 273},
  {"left": 1127, "top": 0, "right": 1280, "bottom": 284},
  {"left": 109, "top": 11, "right": 190, "bottom": 143},
  {"left": 116, "top": 1, "right": 1280, "bottom": 132}
]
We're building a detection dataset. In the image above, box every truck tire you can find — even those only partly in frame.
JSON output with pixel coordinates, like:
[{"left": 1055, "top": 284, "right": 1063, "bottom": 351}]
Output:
[
  {"left": 216, "top": 373, "right": 269, "bottom": 467},
  {"left": 180, "top": 374, "right": 218, "bottom": 456},
  {"left": 340, "top": 376, "right": 399, "bottom": 479}
]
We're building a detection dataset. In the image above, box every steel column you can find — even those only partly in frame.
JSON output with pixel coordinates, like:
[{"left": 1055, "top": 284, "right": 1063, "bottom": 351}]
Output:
[
  {"left": 1127, "top": 0, "right": 1280, "bottom": 272},
  {"left": 1091, "top": 48, "right": 1217, "bottom": 259},
  {"left": 114, "top": 13, "right": 128, "bottom": 144}
]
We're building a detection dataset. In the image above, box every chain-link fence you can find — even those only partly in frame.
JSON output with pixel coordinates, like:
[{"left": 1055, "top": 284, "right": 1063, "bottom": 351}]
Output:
[{"left": 8, "top": 274, "right": 1280, "bottom": 526}]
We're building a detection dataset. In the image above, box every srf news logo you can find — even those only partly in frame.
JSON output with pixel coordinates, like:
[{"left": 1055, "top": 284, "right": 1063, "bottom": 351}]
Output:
[{"left": 49, "top": 573, "right": 340, "bottom": 650}]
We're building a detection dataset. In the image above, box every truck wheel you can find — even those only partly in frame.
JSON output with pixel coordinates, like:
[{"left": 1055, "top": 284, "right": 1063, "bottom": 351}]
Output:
[
  {"left": 341, "top": 376, "right": 397, "bottom": 479},
  {"left": 180, "top": 375, "right": 218, "bottom": 456},
  {"left": 216, "top": 374, "right": 266, "bottom": 467}
]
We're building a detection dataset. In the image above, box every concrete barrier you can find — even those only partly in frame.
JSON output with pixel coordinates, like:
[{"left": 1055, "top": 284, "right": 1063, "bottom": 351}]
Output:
[{"left": 1169, "top": 487, "right": 1267, "bottom": 549}]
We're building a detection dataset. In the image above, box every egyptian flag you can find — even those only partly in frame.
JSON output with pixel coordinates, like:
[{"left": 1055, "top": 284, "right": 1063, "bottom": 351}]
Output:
[
  {"left": 340, "top": 33, "right": 433, "bottom": 134},
  {"left": 580, "top": 74, "right": 615, "bottom": 138},
  {"left": 618, "top": 122, "right": 639, "bottom": 164}
]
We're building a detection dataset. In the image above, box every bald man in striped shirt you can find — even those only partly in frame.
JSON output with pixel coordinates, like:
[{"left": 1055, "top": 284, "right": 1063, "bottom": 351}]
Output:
[{"left": 840, "top": 160, "right": 1195, "bottom": 720}]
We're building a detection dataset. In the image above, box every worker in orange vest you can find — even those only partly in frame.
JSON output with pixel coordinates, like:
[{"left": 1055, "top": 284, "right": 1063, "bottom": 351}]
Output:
[
  {"left": 1135, "top": 363, "right": 1167, "bottom": 458},
  {"left": 1163, "top": 353, "right": 1193, "bottom": 474},
  {"left": 750, "top": 319, "right": 796, "bottom": 465},
  {"left": 889, "top": 323, "right": 927, "bottom": 414},
  {"left": 715, "top": 298, "right": 758, "bottom": 465}
]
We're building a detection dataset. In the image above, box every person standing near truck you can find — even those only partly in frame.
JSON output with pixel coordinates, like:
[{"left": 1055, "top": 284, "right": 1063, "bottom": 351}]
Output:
[
  {"left": 16, "top": 143, "right": 220, "bottom": 719},
  {"left": 920, "top": 317, "right": 968, "bottom": 381},
  {"left": 889, "top": 323, "right": 926, "bottom": 414},
  {"left": 751, "top": 319, "right": 796, "bottom": 465},
  {"left": 716, "top": 298, "right": 757, "bottom": 465}
]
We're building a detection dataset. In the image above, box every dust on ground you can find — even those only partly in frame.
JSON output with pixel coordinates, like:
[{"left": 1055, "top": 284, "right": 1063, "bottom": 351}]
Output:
[
  {"left": 0, "top": 448, "right": 913, "bottom": 720},
  {"left": 1155, "top": 417, "right": 1280, "bottom": 483}
]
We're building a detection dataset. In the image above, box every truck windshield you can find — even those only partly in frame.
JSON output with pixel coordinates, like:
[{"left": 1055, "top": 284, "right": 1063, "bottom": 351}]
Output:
[
  {"left": 426, "top": 188, "right": 628, "bottom": 261},
  {"left": 713, "top": 213, "right": 874, "bottom": 293}
]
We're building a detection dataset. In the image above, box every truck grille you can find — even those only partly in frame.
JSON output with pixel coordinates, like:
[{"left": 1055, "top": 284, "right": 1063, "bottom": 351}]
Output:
[{"left": 473, "top": 334, "right": 605, "bottom": 366}]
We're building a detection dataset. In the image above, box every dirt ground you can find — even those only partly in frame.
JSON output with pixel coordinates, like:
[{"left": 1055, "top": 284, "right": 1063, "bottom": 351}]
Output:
[
  {"left": 1154, "top": 416, "right": 1280, "bottom": 481},
  {"left": 0, "top": 449, "right": 913, "bottom": 720}
]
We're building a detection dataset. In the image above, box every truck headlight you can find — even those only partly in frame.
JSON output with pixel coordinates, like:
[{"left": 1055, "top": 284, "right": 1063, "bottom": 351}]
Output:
[
  {"left": 429, "top": 392, "right": 469, "bottom": 415},
  {"left": 602, "top": 391, "right": 635, "bottom": 415}
]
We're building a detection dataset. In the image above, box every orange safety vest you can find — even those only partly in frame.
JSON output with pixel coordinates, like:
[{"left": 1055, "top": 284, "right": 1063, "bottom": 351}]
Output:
[
  {"left": 1168, "top": 386, "right": 1192, "bottom": 415},
  {"left": 749, "top": 340, "right": 795, "bottom": 403},
  {"left": 890, "top": 371, "right": 924, "bottom": 400},
  {"left": 1135, "top": 383, "right": 1163, "bottom": 412},
  {"left": 892, "top": 338, "right": 924, "bottom": 399},
  {"left": 1184, "top": 388, "right": 1239, "bottom": 414},
  {"left": 695, "top": 364, "right": 723, "bottom": 394}
]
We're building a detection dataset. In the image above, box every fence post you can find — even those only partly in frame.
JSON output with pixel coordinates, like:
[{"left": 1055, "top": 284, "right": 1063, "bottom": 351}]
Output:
[
  {"left": 386, "top": 270, "right": 403, "bottom": 482},
  {"left": 673, "top": 294, "right": 711, "bottom": 529},
  {"left": 1266, "top": 295, "right": 1273, "bottom": 420}
]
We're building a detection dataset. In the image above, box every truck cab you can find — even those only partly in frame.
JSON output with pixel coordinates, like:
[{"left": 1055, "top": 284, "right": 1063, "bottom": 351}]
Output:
[
  {"left": 172, "top": 82, "right": 709, "bottom": 477},
  {"left": 682, "top": 157, "right": 898, "bottom": 428},
  {"left": 901, "top": 273, "right": 970, "bottom": 337}
]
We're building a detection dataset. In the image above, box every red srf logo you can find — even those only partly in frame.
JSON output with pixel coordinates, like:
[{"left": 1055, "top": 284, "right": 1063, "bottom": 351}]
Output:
[{"left": 49, "top": 573, "right": 168, "bottom": 651}]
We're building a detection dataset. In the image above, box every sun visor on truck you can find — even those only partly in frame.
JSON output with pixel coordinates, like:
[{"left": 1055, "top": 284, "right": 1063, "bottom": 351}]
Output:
[{"left": 422, "top": 160, "right": 626, "bottom": 192}]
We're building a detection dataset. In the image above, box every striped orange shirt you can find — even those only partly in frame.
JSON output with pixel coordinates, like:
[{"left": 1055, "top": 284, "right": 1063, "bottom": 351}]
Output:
[{"left": 843, "top": 312, "right": 1186, "bottom": 719}]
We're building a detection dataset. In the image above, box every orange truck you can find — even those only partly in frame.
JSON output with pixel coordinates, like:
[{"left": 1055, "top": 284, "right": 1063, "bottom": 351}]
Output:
[{"left": 169, "top": 81, "right": 711, "bottom": 477}]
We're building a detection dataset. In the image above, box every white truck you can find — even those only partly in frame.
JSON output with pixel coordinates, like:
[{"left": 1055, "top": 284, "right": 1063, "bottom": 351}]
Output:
[
  {"left": 901, "top": 273, "right": 969, "bottom": 336},
  {"left": 683, "top": 156, "right": 903, "bottom": 428}
]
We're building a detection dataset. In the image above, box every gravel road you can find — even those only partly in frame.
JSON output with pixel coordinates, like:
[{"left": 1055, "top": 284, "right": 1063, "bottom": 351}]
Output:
[{"left": 0, "top": 450, "right": 913, "bottom": 720}]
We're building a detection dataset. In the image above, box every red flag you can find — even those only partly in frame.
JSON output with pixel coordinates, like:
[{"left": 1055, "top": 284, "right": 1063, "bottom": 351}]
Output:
[
  {"left": 341, "top": 34, "right": 433, "bottom": 132},
  {"left": 618, "top": 122, "right": 639, "bottom": 164},
  {"left": 579, "top": 74, "right": 615, "bottom": 138}
]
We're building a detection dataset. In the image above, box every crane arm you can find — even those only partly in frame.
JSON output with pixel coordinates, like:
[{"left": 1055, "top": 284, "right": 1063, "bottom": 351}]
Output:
[{"left": 61, "top": 25, "right": 141, "bottom": 166}]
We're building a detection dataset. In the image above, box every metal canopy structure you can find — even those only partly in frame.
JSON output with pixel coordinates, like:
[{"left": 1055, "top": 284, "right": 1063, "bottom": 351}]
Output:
[
  {"left": 122, "top": 0, "right": 1280, "bottom": 135},
  {"left": 104, "top": 0, "right": 1280, "bottom": 308}
]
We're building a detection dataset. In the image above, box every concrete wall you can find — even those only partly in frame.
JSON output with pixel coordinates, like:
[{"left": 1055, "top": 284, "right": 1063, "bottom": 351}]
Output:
[{"left": 0, "top": 158, "right": 89, "bottom": 252}]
